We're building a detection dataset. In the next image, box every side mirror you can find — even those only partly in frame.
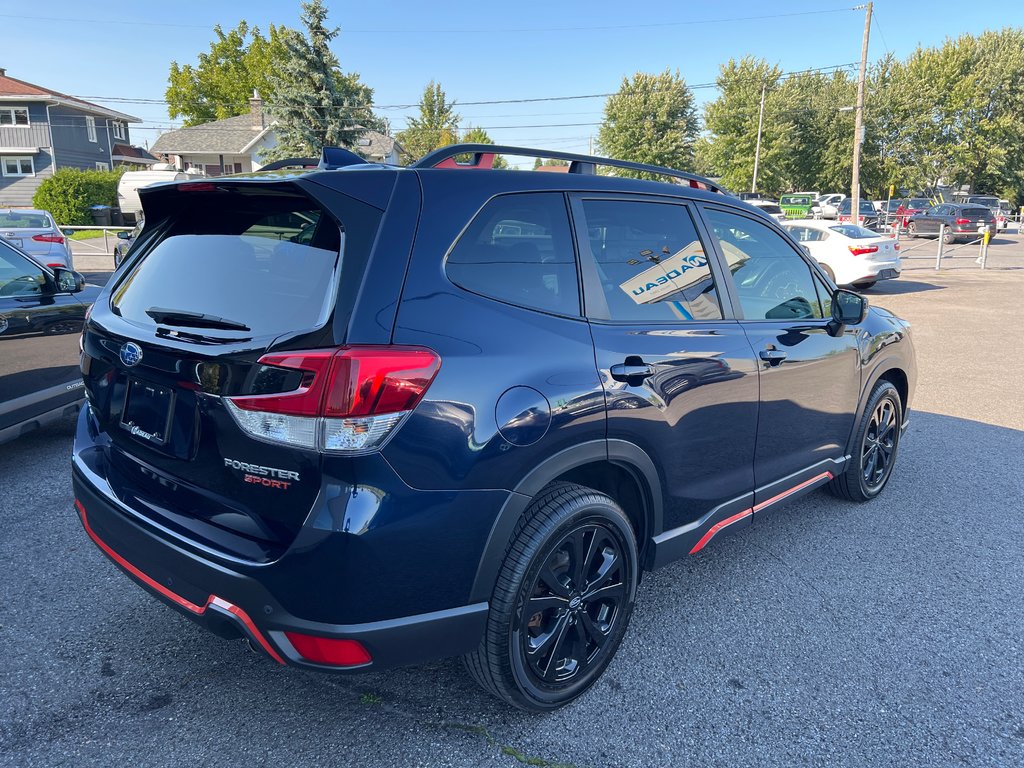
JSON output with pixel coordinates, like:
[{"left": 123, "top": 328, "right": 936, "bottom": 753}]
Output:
[
  {"left": 832, "top": 288, "right": 867, "bottom": 325},
  {"left": 52, "top": 267, "right": 86, "bottom": 293},
  {"left": 116, "top": 230, "right": 132, "bottom": 240}
]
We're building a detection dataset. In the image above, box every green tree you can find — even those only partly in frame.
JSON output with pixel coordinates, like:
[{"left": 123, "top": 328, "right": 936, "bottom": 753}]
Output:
[
  {"left": 166, "top": 21, "right": 289, "bottom": 126},
  {"left": 597, "top": 69, "right": 699, "bottom": 180},
  {"left": 461, "top": 126, "right": 508, "bottom": 169},
  {"left": 532, "top": 158, "right": 569, "bottom": 169},
  {"left": 397, "top": 81, "right": 461, "bottom": 160},
  {"left": 265, "top": 0, "right": 379, "bottom": 159}
]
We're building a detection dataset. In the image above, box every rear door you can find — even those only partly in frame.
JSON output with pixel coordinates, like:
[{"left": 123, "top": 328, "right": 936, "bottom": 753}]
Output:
[
  {"left": 698, "top": 205, "right": 861, "bottom": 505},
  {"left": 571, "top": 194, "right": 760, "bottom": 549}
]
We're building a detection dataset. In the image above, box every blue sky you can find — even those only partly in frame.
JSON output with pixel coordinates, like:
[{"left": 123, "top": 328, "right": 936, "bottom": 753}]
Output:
[{"left": 2, "top": 0, "right": 1021, "bottom": 156}]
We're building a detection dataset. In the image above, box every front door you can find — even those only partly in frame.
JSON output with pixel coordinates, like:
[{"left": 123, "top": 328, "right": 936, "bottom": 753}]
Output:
[
  {"left": 698, "top": 206, "right": 862, "bottom": 507},
  {"left": 571, "top": 195, "right": 760, "bottom": 557}
]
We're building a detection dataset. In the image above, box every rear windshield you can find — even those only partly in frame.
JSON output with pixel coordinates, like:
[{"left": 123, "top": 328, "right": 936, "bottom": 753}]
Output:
[
  {"left": 829, "top": 225, "right": 879, "bottom": 239},
  {"left": 0, "top": 212, "right": 51, "bottom": 228},
  {"left": 839, "top": 200, "right": 875, "bottom": 213},
  {"left": 961, "top": 208, "right": 991, "bottom": 217},
  {"left": 111, "top": 190, "right": 343, "bottom": 338},
  {"left": 756, "top": 204, "right": 783, "bottom": 214}
]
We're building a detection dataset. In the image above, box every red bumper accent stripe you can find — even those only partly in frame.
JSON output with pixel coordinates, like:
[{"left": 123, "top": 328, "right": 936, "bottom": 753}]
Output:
[
  {"left": 75, "top": 498, "right": 285, "bottom": 665},
  {"left": 688, "top": 471, "right": 834, "bottom": 556}
]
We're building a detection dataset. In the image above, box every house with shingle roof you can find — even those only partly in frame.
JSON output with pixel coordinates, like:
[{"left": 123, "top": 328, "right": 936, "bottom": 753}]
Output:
[
  {"left": 0, "top": 67, "right": 155, "bottom": 207},
  {"left": 151, "top": 93, "right": 404, "bottom": 175}
]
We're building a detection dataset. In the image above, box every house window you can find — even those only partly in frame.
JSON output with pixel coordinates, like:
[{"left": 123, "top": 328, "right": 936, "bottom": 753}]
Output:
[
  {"left": 0, "top": 108, "right": 30, "bottom": 126},
  {"left": 112, "top": 121, "right": 126, "bottom": 140},
  {"left": 86, "top": 116, "right": 97, "bottom": 142},
  {"left": 1, "top": 156, "right": 35, "bottom": 176},
  {"left": 95, "top": 162, "right": 109, "bottom": 171}
]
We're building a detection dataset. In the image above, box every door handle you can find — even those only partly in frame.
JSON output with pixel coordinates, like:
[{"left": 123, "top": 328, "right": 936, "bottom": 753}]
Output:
[
  {"left": 610, "top": 356, "right": 655, "bottom": 385},
  {"left": 759, "top": 348, "right": 787, "bottom": 366}
]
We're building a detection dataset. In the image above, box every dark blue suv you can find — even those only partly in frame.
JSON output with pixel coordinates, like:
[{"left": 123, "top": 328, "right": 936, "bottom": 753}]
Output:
[{"left": 72, "top": 145, "right": 916, "bottom": 711}]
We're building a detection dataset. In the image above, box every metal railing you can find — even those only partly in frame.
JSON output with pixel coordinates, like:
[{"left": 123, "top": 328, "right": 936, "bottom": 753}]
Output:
[{"left": 60, "top": 226, "right": 133, "bottom": 255}]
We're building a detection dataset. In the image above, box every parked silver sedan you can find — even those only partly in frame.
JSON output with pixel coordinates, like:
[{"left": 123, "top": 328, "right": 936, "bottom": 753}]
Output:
[{"left": 0, "top": 209, "right": 73, "bottom": 269}]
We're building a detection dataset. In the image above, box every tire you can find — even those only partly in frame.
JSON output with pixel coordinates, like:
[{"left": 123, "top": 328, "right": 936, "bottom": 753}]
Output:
[
  {"left": 821, "top": 263, "right": 837, "bottom": 284},
  {"left": 465, "top": 482, "right": 639, "bottom": 711},
  {"left": 828, "top": 380, "right": 902, "bottom": 502},
  {"left": 907, "top": 222, "right": 918, "bottom": 238},
  {"left": 942, "top": 229, "right": 955, "bottom": 245}
]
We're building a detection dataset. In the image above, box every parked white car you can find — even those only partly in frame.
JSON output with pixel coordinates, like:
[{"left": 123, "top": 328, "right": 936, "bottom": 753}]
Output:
[
  {"left": 814, "top": 193, "right": 846, "bottom": 220},
  {"left": 783, "top": 219, "right": 901, "bottom": 289},
  {"left": 747, "top": 199, "right": 786, "bottom": 222}
]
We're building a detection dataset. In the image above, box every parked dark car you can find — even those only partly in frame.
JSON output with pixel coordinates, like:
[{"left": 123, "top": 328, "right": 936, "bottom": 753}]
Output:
[
  {"left": 72, "top": 145, "right": 917, "bottom": 711},
  {"left": 113, "top": 218, "right": 143, "bottom": 268},
  {"left": 836, "top": 198, "right": 880, "bottom": 229},
  {"left": 906, "top": 203, "right": 995, "bottom": 243},
  {"left": 0, "top": 238, "right": 96, "bottom": 444}
]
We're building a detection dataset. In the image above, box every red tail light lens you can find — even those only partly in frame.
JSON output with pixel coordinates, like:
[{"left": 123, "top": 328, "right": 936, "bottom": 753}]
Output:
[
  {"left": 33, "top": 233, "right": 66, "bottom": 245},
  {"left": 955, "top": 218, "right": 970, "bottom": 225},
  {"left": 848, "top": 245, "right": 879, "bottom": 256},
  {"left": 225, "top": 346, "right": 440, "bottom": 453},
  {"left": 284, "top": 633, "right": 372, "bottom": 666}
]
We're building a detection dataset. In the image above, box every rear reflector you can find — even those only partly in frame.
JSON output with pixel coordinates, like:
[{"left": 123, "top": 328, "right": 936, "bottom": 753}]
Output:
[
  {"left": 33, "top": 233, "right": 66, "bottom": 245},
  {"left": 226, "top": 346, "right": 440, "bottom": 453},
  {"left": 284, "top": 633, "right": 372, "bottom": 666},
  {"left": 848, "top": 245, "right": 879, "bottom": 256}
]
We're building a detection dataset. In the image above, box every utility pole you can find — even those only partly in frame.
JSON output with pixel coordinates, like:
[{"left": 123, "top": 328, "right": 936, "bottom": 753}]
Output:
[
  {"left": 752, "top": 83, "right": 767, "bottom": 194},
  {"left": 851, "top": 2, "right": 872, "bottom": 224}
]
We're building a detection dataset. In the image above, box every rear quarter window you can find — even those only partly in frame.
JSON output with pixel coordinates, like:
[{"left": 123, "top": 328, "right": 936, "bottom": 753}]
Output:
[{"left": 445, "top": 192, "right": 580, "bottom": 316}]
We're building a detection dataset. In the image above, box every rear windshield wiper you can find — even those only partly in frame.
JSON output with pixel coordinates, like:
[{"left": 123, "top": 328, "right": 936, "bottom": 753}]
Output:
[{"left": 146, "top": 306, "right": 251, "bottom": 331}]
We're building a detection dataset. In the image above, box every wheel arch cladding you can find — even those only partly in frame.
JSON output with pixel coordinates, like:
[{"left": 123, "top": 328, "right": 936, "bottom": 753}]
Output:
[{"left": 468, "top": 440, "right": 663, "bottom": 603}]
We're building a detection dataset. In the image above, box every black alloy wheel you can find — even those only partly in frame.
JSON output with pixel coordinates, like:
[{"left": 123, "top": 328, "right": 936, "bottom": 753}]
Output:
[
  {"left": 465, "top": 482, "right": 638, "bottom": 711},
  {"left": 517, "top": 523, "right": 628, "bottom": 687},
  {"left": 828, "top": 380, "right": 902, "bottom": 502},
  {"left": 861, "top": 397, "right": 898, "bottom": 491}
]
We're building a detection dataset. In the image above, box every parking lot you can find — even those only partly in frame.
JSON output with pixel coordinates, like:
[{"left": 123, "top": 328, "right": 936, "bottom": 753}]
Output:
[{"left": 2, "top": 234, "right": 1022, "bottom": 767}]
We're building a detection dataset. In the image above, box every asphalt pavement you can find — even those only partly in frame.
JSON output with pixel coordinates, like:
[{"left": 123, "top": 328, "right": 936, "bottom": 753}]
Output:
[{"left": 2, "top": 234, "right": 1022, "bottom": 767}]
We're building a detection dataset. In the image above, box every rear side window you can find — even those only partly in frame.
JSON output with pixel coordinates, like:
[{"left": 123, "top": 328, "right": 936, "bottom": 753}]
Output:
[
  {"left": 446, "top": 192, "right": 579, "bottom": 315},
  {"left": 111, "top": 190, "right": 345, "bottom": 338},
  {"left": 580, "top": 200, "right": 722, "bottom": 322}
]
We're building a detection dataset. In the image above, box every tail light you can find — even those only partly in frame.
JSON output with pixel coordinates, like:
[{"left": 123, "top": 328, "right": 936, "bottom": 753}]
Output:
[
  {"left": 33, "top": 233, "right": 66, "bottom": 245},
  {"left": 848, "top": 245, "right": 879, "bottom": 256},
  {"left": 225, "top": 346, "right": 440, "bottom": 453},
  {"left": 955, "top": 218, "right": 970, "bottom": 225},
  {"left": 893, "top": 243, "right": 900, "bottom": 251}
]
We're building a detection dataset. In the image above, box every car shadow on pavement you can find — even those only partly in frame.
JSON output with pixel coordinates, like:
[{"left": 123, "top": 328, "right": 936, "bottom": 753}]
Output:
[
  {"left": 863, "top": 279, "right": 944, "bottom": 295},
  {"left": 3, "top": 411, "right": 1023, "bottom": 767}
]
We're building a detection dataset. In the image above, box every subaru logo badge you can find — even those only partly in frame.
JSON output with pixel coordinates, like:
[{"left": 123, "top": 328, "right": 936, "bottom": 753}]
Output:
[{"left": 120, "top": 342, "right": 143, "bottom": 367}]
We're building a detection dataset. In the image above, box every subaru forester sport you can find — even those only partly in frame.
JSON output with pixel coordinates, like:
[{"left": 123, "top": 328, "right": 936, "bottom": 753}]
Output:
[{"left": 73, "top": 145, "right": 916, "bottom": 711}]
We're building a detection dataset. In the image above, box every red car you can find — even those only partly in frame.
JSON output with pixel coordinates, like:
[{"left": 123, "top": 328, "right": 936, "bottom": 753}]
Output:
[{"left": 894, "top": 197, "right": 933, "bottom": 229}]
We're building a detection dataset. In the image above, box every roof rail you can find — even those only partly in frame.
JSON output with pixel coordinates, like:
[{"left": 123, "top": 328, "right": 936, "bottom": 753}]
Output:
[
  {"left": 410, "top": 144, "right": 727, "bottom": 194},
  {"left": 258, "top": 157, "right": 318, "bottom": 171}
]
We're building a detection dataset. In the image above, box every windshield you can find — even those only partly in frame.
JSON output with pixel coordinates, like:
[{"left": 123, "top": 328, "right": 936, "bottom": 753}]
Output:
[
  {"left": 0, "top": 212, "right": 51, "bottom": 228},
  {"left": 756, "top": 204, "right": 783, "bottom": 214},
  {"left": 830, "top": 225, "right": 879, "bottom": 239},
  {"left": 111, "top": 193, "right": 344, "bottom": 338},
  {"left": 905, "top": 198, "right": 931, "bottom": 209}
]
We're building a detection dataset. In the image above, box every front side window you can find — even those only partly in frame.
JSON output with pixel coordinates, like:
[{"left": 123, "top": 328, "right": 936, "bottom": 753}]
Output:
[
  {"left": 1, "top": 156, "right": 34, "bottom": 176},
  {"left": 86, "top": 116, "right": 97, "bottom": 142},
  {"left": 0, "top": 241, "right": 47, "bottom": 297},
  {"left": 580, "top": 199, "right": 722, "bottom": 322},
  {"left": 704, "top": 207, "right": 824, "bottom": 321},
  {"left": 446, "top": 192, "right": 579, "bottom": 315}
]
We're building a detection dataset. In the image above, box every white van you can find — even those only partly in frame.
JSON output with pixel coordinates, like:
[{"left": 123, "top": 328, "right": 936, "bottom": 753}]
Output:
[{"left": 117, "top": 165, "right": 204, "bottom": 223}]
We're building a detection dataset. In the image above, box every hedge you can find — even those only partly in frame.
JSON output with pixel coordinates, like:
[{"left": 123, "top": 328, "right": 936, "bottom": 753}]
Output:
[{"left": 32, "top": 167, "right": 125, "bottom": 226}]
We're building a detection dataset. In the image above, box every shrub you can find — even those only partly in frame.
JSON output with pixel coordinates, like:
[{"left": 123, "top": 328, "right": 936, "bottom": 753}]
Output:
[{"left": 32, "top": 167, "right": 125, "bottom": 226}]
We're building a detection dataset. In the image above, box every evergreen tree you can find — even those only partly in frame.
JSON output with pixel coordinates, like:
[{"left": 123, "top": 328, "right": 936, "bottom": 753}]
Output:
[
  {"left": 397, "top": 82, "right": 461, "bottom": 160},
  {"left": 265, "top": 0, "right": 378, "bottom": 159}
]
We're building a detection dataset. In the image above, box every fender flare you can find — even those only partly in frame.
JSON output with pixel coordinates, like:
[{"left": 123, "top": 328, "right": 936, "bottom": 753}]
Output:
[
  {"left": 468, "top": 440, "right": 663, "bottom": 603},
  {"left": 846, "top": 354, "right": 910, "bottom": 452}
]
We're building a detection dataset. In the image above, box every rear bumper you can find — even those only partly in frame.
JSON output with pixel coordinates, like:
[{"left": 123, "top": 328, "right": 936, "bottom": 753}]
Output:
[{"left": 72, "top": 470, "right": 489, "bottom": 671}]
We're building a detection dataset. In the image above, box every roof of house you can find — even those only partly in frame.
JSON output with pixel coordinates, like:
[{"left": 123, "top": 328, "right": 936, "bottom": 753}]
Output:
[
  {"left": 112, "top": 143, "right": 159, "bottom": 164},
  {"left": 353, "top": 130, "right": 405, "bottom": 160},
  {"left": 0, "top": 69, "right": 139, "bottom": 122},
  {"left": 151, "top": 114, "right": 272, "bottom": 155}
]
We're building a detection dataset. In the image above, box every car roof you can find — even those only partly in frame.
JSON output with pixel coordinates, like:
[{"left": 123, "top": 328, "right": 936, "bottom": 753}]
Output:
[{"left": 0, "top": 208, "right": 51, "bottom": 216}]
